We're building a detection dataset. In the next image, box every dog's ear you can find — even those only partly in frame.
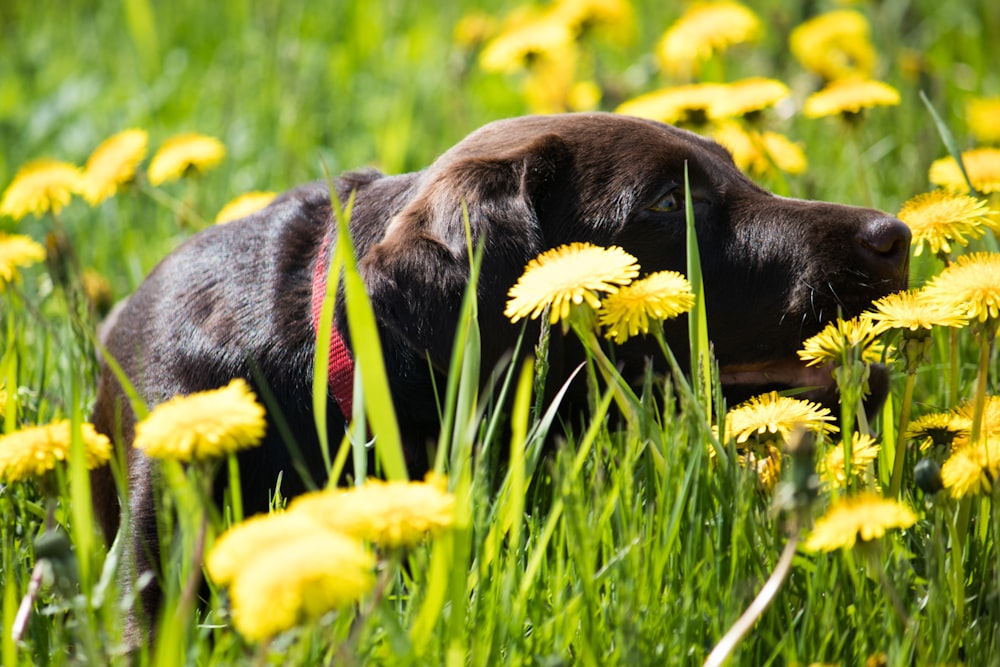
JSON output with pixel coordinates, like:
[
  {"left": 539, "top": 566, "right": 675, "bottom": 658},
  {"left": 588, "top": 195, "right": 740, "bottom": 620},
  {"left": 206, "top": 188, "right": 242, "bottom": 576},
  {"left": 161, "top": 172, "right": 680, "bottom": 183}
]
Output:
[
  {"left": 367, "top": 133, "right": 571, "bottom": 263},
  {"left": 358, "top": 133, "right": 573, "bottom": 362}
]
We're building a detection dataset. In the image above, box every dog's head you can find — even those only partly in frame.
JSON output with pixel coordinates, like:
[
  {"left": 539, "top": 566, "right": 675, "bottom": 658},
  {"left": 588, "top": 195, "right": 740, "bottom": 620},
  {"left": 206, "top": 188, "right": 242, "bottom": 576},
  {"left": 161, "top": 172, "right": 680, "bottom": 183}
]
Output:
[{"left": 359, "top": 112, "right": 909, "bottom": 412}]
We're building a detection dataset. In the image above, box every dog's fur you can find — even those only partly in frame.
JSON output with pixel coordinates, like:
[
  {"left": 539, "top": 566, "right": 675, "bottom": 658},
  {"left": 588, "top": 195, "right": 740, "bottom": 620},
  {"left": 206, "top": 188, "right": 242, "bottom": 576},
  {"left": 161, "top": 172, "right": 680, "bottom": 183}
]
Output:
[{"left": 90, "top": 112, "right": 910, "bottom": 636}]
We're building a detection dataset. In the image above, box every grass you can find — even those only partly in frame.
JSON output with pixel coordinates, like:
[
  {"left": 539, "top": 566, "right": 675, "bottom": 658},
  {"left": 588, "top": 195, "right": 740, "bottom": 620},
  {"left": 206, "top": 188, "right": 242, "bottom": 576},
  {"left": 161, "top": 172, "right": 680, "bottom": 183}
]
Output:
[{"left": 2, "top": 0, "right": 1000, "bottom": 664}]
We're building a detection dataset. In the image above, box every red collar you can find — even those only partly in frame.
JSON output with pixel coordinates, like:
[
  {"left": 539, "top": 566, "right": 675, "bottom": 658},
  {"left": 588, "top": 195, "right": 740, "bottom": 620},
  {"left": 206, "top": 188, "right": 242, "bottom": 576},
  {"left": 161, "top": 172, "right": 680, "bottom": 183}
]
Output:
[{"left": 310, "top": 236, "right": 355, "bottom": 420}]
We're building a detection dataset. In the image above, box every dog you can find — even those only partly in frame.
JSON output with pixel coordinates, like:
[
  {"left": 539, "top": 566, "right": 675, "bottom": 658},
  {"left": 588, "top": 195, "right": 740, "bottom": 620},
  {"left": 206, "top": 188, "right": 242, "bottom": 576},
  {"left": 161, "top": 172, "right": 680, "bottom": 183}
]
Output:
[{"left": 90, "top": 112, "right": 910, "bottom": 637}]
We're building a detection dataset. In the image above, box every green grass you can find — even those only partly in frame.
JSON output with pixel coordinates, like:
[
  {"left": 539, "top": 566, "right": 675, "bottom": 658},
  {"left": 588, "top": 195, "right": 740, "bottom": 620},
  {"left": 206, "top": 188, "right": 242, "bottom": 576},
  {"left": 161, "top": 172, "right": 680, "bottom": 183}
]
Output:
[{"left": 2, "top": 0, "right": 1000, "bottom": 664}]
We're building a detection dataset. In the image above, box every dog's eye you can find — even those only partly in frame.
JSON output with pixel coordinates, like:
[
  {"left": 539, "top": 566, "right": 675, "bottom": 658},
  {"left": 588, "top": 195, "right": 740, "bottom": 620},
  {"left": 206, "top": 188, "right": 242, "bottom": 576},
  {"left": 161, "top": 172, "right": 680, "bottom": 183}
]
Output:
[{"left": 648, "top": 189, "right": 685, "bottom": 213}]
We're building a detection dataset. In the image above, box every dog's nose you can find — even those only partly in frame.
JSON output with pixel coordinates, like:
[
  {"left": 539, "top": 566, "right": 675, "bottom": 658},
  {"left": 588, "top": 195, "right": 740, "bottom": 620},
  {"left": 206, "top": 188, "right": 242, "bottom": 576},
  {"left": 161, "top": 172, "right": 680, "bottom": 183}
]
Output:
[{"left": 855, "top": 216, "right": 911, "bottom": 277}]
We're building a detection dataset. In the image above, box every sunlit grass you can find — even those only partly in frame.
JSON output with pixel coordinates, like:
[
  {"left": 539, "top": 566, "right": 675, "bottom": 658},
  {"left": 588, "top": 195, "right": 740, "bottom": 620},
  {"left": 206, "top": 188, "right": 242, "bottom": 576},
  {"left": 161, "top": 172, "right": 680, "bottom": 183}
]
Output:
[{"left": 2, "top": 0, "right": 1000, "bottom": 665}]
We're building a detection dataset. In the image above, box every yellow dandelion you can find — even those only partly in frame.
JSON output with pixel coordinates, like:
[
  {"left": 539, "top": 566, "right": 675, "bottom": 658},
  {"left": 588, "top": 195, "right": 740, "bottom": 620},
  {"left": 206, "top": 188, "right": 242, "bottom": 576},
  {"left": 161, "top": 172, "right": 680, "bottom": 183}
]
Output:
[
  {"left": 708, "top": 77, "right": 790, "bottom": 119},
  {"left": 0, "top": 233, "right": 46, "bottom": 284},
  {"left": 906, "top": 411, "right": 966, "bottom": 451},
  {"left": 863, "top": 290, "right": 969, "bottom": 334},
  {"left": 0, "top": 159, "right": 82, "bottom": 221},
  {"left": 803, "top": 78, "right": 900, "bottom": 119},
  {"left": 921, "top": 252, "right": 1000, "bottom": 324},
  {"left": 712, "top": 123, "right": 807, "bottom": 176},
  {"left": 929, "top": 148, "right": 1000, "bottom": 195},
  {"left": 505, "top": 243, "right": 639, "bottom": 325},
  {"left": 521, "top": 44, "right": 579, "bottom": 114},
  {"left": 453, "top": 11, "right": 498, "bottom": 50},
  {"left": 81, "top": 129, "right": 148, "bottom": 205},
  {"left": 804, "top": 493, "right": 917, "bottom": 552},
  {"left": 740, "top": 442, "right": 782, "bottom": 491},
  {"left": 568, "top": 80, "right": 603, "bottom": 112},
  {"left": 133, "top": 378, "right": 266, "bottom": 462},
  {"left": 0, "top": 420, "right": 112, "bottom": 483},
  {"left": 724, "top": 391, "right": 838, "bottom": 445},
  {"left": 656, "top": 2, "right": 761, "bottom": 77},
  {"left": 616, "top": 83, "right": 725, "bottom": 126},
  {"left": 479, "top": 11, "right": 574, "bottom": 73},
  {"left": 798, "top": 316, "right": 884, "bottom": 367},
  {"left": 967, "top": 97, "right": 1000, "bottom": 144},
  {"left": 948, "top": 396, "right": 1000, "bottom": 450},
  {"left": 81, "top": 268, "right": 114, "bottom": 315},
  {"left": 215, "top": 191, "right": 277, "bottom": 224},
  {"left": 759, "top": 131, "right": 808, "bottom": 174},
  {"left": 598, "top": 271, "right": 694, "bottom": 343},
  {"left": 550, "top": 0, "right": 633, "bottom": 40},
  {"left": 789, "top": 10, "right": 876, "bottom": 81},
  {"left": 819, "top": 432, "right": 880, "bottom": 486},
  {"left": 289, "top": 477, "right": 456, "bottom": 549},
  {"left": 897, "top": 190, "right": 996, "bottom": 256},
  {"left": 147, "top": 133, "right": 226, "bottom": 186},
  {"left": 943, "top": 437, "right": 1000, "bottom": 498},
  {"left": 228, "top": 530, "right": 375, "bottom": 641},
  {"left": 207, "top": 511, "right": 323, "bottom": 587}
]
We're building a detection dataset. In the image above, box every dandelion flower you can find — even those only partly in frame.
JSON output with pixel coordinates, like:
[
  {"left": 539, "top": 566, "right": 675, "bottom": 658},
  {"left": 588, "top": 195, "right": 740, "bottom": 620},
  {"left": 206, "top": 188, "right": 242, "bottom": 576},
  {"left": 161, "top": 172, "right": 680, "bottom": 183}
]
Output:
[
  {"left": 798, "top": 316, "right": 884, "bottom": 367},
  {"left": 133, "top": 378, "right": 266, "bottom": 461},
  {"left": 760, "top": 132, "right": 808, "bottom": 174},
  {"left": 897, "top": 190, "right": 996, "bottom": 256},
  {"left": 147, "top": 133, "right": 226, "bottom": 186},
  {"left": 81, "top": 129, "right": 148, "bottom": 205},
  {"left": 656, "top": 2, "right": 760, "bottom": 77},
  {"left": 948, "top": 396, "right": 1000, "bottom": 450},
  {"left": 906, "top": 411, "right": 966, "bottom": 451},
  {"left": 82, "top": 268, "right": 114, "bottom": 315},
  {"left": 803, "top": 78, "right": 900, "bottom": 119},
  {"left": 940, "top": 439, "right": 999, "bottom": 498},
  {"left": 479, "top": 12, "right": 574, "bottom": 73},
  {"left": 819, "top": 433, "right": 880, "bottom": 486},
  {"left": 712, "top": 123, "right": 807, "bottom": 176},
  {"left": 789, "top": 10, "right": 876, "bottom": 81},
  {"left": 0, "top": 233, "right": 46, "bottom": 284},
  {"left": 929, "top": 148, "right": 1000, "bottom": 195},
  {"left": 207, "top": 511, "right": 324, "bottom": 586},
  {"left": 616, "top": 83, "right": 725, "bottom": 127},
  {"left": 804, "top": 493, "right": 917, "bottom": 552},
  {"left": 921, "top": 252, "right": 1000, "bottom": 324},
  {"left": 598, "top": 271, "right": 694, "bottom": 343},
  {"left": 0, "top": 420, "right": 112, "bottom": 483},
  {"left": 453, "top": 11, "right": 498, "bottom": 49},
  {"left": 724, "top": 391, "right": 838, "bottom": 445},
  {"left": 864, "top": 290, "right": 969, "bottom": 334},
  {"left": 709, "top": 77, "right": 790, "bottom": 119},
  {"left": 505, "top": 242, "right": 639, "bottom": 325},
  {"left": 0, "top": 159, "right": 82, "bottom": 220},
  {"left": 967, "top": 97, "right": 1000, "bottom": 144},
  {"left": 550, "top": 0, "right": 633, "bottom": 40},
  {"left": 740, "top": 442, "right": 782, "bottom": 491},
  {"left": 521, "top": 44, "right": 579, "bottom": 114},
  {"left": 568, "top": 80, "right": 602, "bottom": 112},
  {"left": 290, "top": 477, "right": 456, "bottom": 549},
  {"left": 228, "top": 530, "right": 375, "bottom": 641},
  {"left": 215, "top": 191, "right": 277, "bottom": 224}
]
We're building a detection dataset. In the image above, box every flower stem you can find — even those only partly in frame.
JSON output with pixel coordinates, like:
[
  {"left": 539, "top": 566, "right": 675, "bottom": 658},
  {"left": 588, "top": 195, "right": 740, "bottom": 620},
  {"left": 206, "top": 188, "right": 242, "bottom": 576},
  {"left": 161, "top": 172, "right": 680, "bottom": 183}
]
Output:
[
  {"left": 704, "top": 522, "right": 800, "bottom": 667},
  {"left": 948, "top": 327, "right": 960, "bottom": 407},
  {"left": 968, "top": 330, "right": 994, "bottom": 447},
  {"left": 888, "top": 371, "right": 917, "bottom": 498}
]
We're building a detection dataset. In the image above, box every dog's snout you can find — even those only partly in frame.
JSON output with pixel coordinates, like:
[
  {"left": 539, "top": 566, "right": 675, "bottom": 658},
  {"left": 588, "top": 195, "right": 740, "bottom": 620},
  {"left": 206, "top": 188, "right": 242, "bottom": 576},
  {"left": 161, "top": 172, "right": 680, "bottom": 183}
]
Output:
[{"left": 855, "top": 216, "right": 911, "bottom": 276}]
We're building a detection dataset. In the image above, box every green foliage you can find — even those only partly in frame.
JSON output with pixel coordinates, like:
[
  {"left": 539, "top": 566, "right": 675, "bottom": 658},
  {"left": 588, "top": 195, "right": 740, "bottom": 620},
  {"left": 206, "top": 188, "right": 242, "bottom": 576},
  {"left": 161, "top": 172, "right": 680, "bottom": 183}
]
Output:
[{"left": 2, "top": 0, "right": 1000, "bottom": 665}]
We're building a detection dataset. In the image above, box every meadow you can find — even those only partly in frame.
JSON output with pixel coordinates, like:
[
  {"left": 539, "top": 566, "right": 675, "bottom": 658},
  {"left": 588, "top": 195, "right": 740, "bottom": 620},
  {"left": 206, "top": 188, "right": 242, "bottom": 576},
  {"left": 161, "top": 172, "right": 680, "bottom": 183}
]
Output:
[{"left": 1, "top": 0, "right": 999, "bottom": 664}]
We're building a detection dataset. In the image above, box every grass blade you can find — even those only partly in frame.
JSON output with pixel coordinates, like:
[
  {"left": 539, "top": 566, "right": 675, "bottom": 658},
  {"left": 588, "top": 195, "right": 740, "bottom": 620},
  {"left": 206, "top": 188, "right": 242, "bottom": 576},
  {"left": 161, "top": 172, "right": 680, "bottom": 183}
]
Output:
[{"left": 685, "top": 162, "right": 711, "bottom": 409}]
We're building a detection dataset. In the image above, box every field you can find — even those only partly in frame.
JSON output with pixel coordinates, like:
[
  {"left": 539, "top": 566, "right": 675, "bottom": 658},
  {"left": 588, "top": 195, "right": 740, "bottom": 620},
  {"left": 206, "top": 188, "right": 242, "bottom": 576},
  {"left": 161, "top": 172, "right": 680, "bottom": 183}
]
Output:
[{"left": 2, "top": 0, "right": 1000, "bottom": 664}]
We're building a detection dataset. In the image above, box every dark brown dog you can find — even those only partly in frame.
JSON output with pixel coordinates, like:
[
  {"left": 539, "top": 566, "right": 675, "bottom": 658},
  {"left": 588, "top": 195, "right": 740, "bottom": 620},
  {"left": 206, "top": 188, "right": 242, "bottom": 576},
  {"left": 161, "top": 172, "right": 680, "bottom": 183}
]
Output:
[{"left": 90, "top": 112, "right": 909, "bottom": 637}]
